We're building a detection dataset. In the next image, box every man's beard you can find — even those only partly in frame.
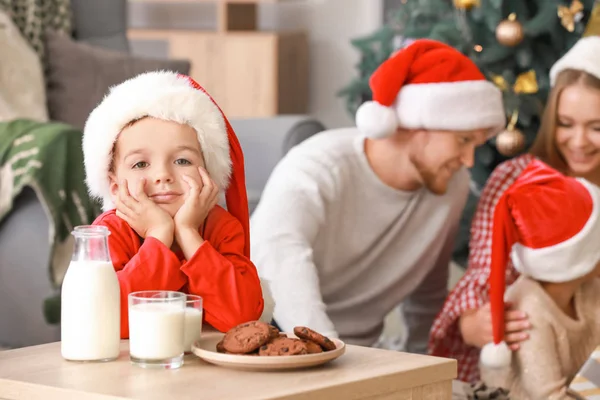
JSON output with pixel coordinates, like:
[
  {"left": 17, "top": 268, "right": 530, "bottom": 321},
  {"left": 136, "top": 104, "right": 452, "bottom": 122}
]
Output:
[{"left": 409, "top": 151, "right": 450, "bottom": 196}]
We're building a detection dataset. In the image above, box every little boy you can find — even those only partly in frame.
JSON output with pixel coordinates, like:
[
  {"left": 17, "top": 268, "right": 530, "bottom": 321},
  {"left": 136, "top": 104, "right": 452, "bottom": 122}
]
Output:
[
  {"left": 479, "top": 160, "right": 600, "bottom": 400},
  {"left": 82, "top": 71, "right": 265, "bottom": 338}
]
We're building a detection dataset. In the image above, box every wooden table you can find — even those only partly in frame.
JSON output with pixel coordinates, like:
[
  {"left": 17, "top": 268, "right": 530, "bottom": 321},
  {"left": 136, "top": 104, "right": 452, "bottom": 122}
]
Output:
[{"left": 0, "top": 337, "right": 456, "bottom": 400}]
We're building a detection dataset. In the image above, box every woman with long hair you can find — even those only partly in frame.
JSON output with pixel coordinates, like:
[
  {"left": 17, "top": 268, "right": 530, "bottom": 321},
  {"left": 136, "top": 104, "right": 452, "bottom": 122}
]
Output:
[{"left": 429, "top": 36, "right": 600, "bottom": 383}]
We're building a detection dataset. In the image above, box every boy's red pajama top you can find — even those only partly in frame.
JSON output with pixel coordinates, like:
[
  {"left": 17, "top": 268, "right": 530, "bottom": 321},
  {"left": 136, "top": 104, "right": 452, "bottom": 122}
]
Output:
[{"left": 93, "top": 206, "right": 264, "bottom": 339}]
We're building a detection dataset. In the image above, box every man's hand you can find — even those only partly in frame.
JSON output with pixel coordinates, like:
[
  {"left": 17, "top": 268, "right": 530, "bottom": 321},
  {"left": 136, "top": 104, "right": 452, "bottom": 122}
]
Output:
[
  {"left": 115, "top": 178, "right": 174, "bottom": 247},
  {"left": 174, "top": 166, "right": 219, "bottom": 234},
  {"left": 459, "top": 301, "right": 530, "bottom": 350}
]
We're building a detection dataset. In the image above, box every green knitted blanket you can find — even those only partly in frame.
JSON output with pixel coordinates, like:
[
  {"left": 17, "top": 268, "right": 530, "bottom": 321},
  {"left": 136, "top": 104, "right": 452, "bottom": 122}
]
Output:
[{"left": 0, "top": 119, "right": 101, "bottom": 322}]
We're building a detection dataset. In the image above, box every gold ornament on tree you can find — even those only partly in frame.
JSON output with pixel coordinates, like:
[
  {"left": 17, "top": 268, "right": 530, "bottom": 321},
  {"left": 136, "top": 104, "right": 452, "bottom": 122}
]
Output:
[
  {"left": 491, "top": 71, "right": 537, "bottom": 157},
  {"left": 491, "top": 70, "right": 539, "bottom": 95},
  {"left": 496, "top": 13, "right": 524, "bottom": 47},
  {"left": 497, "top": 111, "right": 526, "bottom": 157},
  {"left": 583, "top": 1, "right": 600, "bottom": 36},
  {"left": 558, "top": 0, "right": 584, "bottom": 32},
  {"left": 513, "top": 70, "right": 539, "bottom": 94},
  {"left": 453, "top": 0, "right": 480, "bottom": 10}
]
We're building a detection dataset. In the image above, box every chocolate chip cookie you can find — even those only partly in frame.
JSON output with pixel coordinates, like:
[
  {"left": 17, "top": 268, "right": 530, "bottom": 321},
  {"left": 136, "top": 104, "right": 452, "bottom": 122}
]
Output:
[
  {"left": 302, "top": 339, "right": 324, "bottom": 354},
  {"left": 222, "top": 321, "right": 272, "bottom": 354},
  {"left": 293, "top": 326, "right": 336, "bottom": 352},
  {"left": 216, "top": 339, "right": 226, "bottom": 353},
  {"left": 258, "top": 337, "right": 308, "bottom": 356},
  {"left": 269, "top": 325, "right": 280, "bottom": 340}
]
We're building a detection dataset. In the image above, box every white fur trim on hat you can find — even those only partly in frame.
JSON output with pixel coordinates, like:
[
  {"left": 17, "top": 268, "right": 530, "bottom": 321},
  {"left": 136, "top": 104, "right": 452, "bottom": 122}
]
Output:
[
  {"left": 550, "top": 36, "right": 600, "bottom": 86},
  {"left": 511, "top": 179, "right": 600, "bottom": 282},
  {"left": 395, "top": 80, "right": 505, "bottom": 137},
  {"left": 83, "top": 71, "right": 230, "bottom": 211},
  {"left": 481, "top": 341, "right": 511, "bottom": 368},
  {"left": 355, "top": 101, "right": 399, "bottom": 138}
]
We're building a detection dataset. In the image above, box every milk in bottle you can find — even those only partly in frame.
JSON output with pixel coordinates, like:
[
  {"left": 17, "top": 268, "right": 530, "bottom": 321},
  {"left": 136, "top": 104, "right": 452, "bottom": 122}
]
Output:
[{"left": 61, "top": 225, "right": 120, "bottom": 361}]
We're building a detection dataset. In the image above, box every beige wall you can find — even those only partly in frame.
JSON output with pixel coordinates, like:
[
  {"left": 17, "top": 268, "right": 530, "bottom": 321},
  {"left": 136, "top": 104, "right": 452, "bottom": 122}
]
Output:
[
  {"left": 259, "top": 0, "right": 383, "bottom": 129},
  {"left": 129, "top": 0, "right": 384, "bottom": 129}
]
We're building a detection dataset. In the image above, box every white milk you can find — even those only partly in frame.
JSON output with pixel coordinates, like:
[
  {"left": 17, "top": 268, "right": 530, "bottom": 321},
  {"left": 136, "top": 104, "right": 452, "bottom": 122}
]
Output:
[
  {"left": 129, "top": 303, "right": 185, "bottom": 360},
  {"left": 61, "top": 261, "right": 121, "bottom": 361},
  {"left": 183, "top": 308, "right": 203, "bottom": 352}
]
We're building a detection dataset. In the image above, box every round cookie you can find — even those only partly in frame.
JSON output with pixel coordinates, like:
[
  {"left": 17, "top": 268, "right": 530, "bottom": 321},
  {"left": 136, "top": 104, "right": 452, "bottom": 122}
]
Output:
[
  {"left": 302, "top": 339, "right": 323, "bottom": 354},
  {"left": 226, "top": 350, "right": 259, "bottom": 356},
  {"left": 222, "top": 321, "right": 272, "bottom": 354},
  {"left": 268, "top": 325, "right": 280, "bottom": 340},
  {"left": 258, "top": 337, "right": 308, "bottom": 356},
  {"left": 218, "top": 338, "right": 250, "bottom": 355},
  {"left": 293, "top": 326, "right": 336, "bottom": 352},
  {"left": 216, "top": 339, "right": 226, "bottom": 353}
]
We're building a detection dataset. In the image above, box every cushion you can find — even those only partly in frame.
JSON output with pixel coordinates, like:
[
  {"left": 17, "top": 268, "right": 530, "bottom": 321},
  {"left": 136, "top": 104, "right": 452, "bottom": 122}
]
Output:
[
  {"left": 44, "top": 31, "right": 191, "bottom": 130},
  {"left": 70, "top": 0, "right": 130, "bottom": 53},
  {"left": 0, "top": 11, "right": 48, "bottom": 122}
]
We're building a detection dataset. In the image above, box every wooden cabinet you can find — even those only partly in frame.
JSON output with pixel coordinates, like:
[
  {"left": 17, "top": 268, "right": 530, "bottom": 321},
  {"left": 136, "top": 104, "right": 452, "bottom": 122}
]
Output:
[{"left": 128, "top": 0, "right": 309, "bottom": 118}]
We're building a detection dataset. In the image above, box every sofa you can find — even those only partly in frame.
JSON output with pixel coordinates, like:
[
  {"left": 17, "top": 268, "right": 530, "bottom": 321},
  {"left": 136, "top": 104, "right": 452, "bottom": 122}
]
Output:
[{"left": 0, "top": 0, "right": 326, "bottom": 348}]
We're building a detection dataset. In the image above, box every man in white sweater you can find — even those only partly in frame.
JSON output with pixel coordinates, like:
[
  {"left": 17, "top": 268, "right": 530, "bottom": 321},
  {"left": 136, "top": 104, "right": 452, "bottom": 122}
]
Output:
[{"left": 250, "top": 39, "right": 505, "bottom": 352}]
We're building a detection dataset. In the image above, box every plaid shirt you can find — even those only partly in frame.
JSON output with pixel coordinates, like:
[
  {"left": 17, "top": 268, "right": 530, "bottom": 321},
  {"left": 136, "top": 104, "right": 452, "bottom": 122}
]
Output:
[{"left": 428, "top": 154, "right": 535, "bottom": 383}]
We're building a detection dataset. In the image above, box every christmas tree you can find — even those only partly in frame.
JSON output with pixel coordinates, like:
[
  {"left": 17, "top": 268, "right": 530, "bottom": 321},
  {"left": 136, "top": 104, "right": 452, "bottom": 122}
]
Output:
[{"left": 339, "top": 0, "right": 600, "bottom": 266}]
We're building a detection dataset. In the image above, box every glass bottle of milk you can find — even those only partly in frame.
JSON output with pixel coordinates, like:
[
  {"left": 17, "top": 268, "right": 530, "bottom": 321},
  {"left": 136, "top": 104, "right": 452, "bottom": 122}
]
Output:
[{"left": 61, "top": 225, "right": 120, "bottom": 362}]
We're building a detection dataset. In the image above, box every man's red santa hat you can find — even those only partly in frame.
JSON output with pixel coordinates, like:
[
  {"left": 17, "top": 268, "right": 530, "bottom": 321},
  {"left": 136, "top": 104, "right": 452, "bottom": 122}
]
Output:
[
  {"left": 481, "top": 160, "right": 600, "bottom": 368},
  {"left": 356, "top": 39, "right": 505, "bottom": 138},
  {"left": 82, "top": 71, "right": 251, "bottom": 257}
]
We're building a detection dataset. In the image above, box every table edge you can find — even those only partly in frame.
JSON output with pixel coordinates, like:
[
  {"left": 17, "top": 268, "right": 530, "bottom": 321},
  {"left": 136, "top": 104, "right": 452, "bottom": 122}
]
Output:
[{"left": 0, "top": 379, "right": 127, "bottom": 400}]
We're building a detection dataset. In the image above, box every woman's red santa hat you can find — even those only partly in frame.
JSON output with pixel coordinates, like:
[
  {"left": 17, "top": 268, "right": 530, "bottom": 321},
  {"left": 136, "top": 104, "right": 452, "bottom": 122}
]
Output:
[
  {"left": 481, "top": 160, "right": 600, "bottom": 368},
  {"left": 356, "top": 39, "right": 505, "bottom": 138},
  {"left": 82, "top": 71, "right": 251, "bottom": 258},
  {"left": 550, "top": 36, "right": 600, "bottom": 85}
]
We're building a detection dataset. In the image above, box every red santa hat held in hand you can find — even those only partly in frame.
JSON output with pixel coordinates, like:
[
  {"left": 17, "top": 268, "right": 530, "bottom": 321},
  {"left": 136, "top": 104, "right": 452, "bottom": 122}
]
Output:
[
  {"left": 82, "top": 71, "right": 251, "bottom": 257},
  {"left": 481, "top": 160, "right": 600, "bottom": 368},
  {"left": 356, "top": 39, "right": 505, "bottom": 138}
]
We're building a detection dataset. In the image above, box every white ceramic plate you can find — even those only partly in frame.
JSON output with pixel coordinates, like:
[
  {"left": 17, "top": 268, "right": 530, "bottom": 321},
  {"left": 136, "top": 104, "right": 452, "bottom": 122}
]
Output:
[{"left": 191, "top": 332, "right": 346, "bottom": 371}]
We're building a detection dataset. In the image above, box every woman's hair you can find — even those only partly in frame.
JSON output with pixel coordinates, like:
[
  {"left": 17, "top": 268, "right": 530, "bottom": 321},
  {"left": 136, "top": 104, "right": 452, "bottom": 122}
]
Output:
[{"left": 529, "top": 69, "right": 600, "bottom": 172}]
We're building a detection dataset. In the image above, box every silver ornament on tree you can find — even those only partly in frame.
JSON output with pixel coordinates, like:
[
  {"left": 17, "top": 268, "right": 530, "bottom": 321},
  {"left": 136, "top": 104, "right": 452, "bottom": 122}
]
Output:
[{"left": 496, "top": 110, "right": 526, "bottom": 157}]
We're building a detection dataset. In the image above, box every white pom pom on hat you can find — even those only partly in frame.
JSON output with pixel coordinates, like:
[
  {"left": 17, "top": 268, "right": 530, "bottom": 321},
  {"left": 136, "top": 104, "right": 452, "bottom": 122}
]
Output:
[
  {"left": 355, "top": 39, "right": 505, "bottom": 139},
  {"left": 355, "top": 101, "right": 398, "bottom": 138},
  {"left": 481, "top": 341, "right": 512, "bottom": 369}
]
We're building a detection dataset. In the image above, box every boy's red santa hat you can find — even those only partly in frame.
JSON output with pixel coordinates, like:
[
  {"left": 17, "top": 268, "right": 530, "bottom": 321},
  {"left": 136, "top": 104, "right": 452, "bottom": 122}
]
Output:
[
  {"left": 82, "top": 71, "right": 251, "bottom": 257},
  {"left": 481, "top": 160, "right": 600, "bottom": 368},
  {"left": 356, "top": 39, "right": 505, "bottom": 138}
]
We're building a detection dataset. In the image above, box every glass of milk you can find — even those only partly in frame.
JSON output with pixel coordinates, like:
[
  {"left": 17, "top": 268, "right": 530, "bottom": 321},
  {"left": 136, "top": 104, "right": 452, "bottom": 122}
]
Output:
[
  {"left": 183, "top": 295, "right": 203, "bottom": 353},
  {"left": 128, "top": 291, "right": 185, "bottom": 369}
]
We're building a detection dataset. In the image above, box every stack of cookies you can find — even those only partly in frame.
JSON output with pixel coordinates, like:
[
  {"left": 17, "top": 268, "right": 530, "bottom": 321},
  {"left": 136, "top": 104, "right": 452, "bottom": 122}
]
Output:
[{"left": 216, "top": 321, "right": 336, "bottom": 356}]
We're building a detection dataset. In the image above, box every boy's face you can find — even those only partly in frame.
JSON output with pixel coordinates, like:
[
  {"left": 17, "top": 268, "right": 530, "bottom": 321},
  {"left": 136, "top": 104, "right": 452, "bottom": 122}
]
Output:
[{"left": 109, "top": 117, "right": 205, "bottom": 217}]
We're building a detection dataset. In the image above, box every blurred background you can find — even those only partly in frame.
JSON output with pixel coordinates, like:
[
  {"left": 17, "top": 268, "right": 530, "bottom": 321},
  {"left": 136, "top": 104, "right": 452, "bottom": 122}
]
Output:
[{"left": 0, "top": 0, "right": 598, "bottom": 351}]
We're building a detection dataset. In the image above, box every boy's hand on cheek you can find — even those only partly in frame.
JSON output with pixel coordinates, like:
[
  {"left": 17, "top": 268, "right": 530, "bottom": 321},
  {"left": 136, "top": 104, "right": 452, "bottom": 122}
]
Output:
[
  {"left": 174, "top": 167, "right": 219, "bottom": 234},
  {"left": 115, "top": 178, "right": 174, "bottom": 247},
  {"left": 174, "top": 167, "right": 219, "bottom": 260}
]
